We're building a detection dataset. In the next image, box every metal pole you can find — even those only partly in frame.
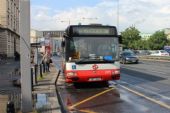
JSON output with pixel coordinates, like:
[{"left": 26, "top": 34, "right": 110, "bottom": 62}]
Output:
[
  {"left": 40, "top": 64, "right": 43, "bottom": 78},
  {"left": 34, "top": 65, "right": 38, "bottom": 84},
  {"left": 117, "top": 0, "right": 119, "bottom": 34},
  {"left": 31, "top": 68, "right": 33, "bottom": 90},
  {"left": 36, "top": 37, "right": 38, "bottom": 64},
  {"left": 43, "top": 62, "right": 45, "bottom": 73}
]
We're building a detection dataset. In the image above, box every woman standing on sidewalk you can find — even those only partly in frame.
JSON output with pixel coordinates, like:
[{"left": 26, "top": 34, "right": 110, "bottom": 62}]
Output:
[
  {"left": 42, "top": 52, "right": 52, "bottom": 72},
  {"left": 46, "top": 55, "right": 51, "bottom": 72}
]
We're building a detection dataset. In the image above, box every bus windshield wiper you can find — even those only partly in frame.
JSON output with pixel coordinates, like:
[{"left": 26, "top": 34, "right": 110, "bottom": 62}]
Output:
[
  {"left": 75, "top": 57, "right": 115, "bottom": 64},
  {"left": 75, "top": 57, "right": 90, "bottom": 64},
  {"left": 102, "top": 59, "right": 115, "bottom": 63}
]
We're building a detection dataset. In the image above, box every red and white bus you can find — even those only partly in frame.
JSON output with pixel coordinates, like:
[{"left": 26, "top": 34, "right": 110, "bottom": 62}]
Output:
[{"left": 61, "top": 25, "right": 121, "bottom": 83}]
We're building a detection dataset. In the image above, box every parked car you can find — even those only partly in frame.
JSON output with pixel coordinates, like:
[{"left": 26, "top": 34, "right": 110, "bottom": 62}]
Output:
[
  {"left": 164, "top": 46, "right": 170, "bottom": 55},
  {"left": 136, "top": 50, "right": 150, "bottom": 56},
  {"left": 120, "top": 51, "right": 139, "bottom": 64},
  {"left": 150, "top": 50, "right": 169, "bottom": 56}
]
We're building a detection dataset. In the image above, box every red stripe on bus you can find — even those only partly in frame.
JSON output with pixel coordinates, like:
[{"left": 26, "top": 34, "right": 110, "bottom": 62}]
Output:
[{"left": 65, "top": 69, "right": 120, "bottom": 83}]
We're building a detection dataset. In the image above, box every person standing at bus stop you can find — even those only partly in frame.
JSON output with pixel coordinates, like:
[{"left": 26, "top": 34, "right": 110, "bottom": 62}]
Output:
[
  {"left": 42, "top": 52, "right": 48, "bottom": 72},
  {"left": 46, "top": 54, "right": 51, "bottom": 72},
  {"left": 42, "top": 52, "right": 47, "bottom": 72}
]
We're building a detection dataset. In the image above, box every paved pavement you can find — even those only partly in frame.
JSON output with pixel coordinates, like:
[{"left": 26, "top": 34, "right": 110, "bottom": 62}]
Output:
[{"left": 32, "top": 63, "right": 62, "bottom": 113}]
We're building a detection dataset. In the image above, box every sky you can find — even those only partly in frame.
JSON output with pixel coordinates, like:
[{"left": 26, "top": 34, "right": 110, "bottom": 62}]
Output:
[{"left": 31, "top": 0, "right": 170, "bottom": 33}]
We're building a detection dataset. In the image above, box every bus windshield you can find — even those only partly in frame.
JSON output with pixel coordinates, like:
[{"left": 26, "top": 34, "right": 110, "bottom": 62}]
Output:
[{"left": 66, "top": 37, "right": 119, "bottom": 62}]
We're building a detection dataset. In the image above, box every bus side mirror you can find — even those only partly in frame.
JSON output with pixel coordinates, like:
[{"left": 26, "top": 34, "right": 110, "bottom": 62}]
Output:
[
  {"left": 118, "top": 35, "right": 122, "bottom": 44},
  {"left": 61, "top": 41, "right": 65, "bottom": 48}
]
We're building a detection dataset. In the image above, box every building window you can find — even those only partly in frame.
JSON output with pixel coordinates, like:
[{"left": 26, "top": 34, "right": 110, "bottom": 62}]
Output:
[{"left": 7, "top": 0, "right": 9, "bottom": 9}]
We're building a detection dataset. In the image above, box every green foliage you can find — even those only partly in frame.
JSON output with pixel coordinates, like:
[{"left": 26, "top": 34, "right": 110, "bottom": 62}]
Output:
[
  {"left": 121, "top": 26, "right": 168, "bottom": 50},
  {"left": 167, "top": 40, "right": 170, "bottom": 45},
  {"left": 130, "top": 40, "right": 149, "bottom": 50},
  {"left": 121, "top": 26, "right": 141, "bottom": 49},
  {"left": 148, "top": 31, "right": 167, "bottom": 50}
]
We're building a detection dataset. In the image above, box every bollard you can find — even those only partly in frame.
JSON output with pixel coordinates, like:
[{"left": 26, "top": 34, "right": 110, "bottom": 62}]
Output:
[
  {"left": 40, "top": 64, "right": 43, "bottom": 78},
  {"left": 31, "top": 68, "right": 34, "bottom": 90},
  {"left": 6, "top": 101, "right": 15, "bottom": 113},
  {"left": 42, "top": 63, "right": 45, "bottom": 73},
  {"left": 32, "top": 94, "right": 37, "bottom": 107},
  {"left": 34, "top": 65, "right": 38, "bottom": 84}
]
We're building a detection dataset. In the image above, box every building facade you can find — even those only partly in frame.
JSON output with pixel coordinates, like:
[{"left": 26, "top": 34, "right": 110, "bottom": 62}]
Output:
[
  {"left": 0, "top": 0, "right": 20, "bottom": 57},
  {"left": 30, "top": 29, "right": 43, "bottom": 63},
  {"left": 140, "top": 33, "right": 152, "bottom": 40},
  {"left": 43, "top": 31, "right": 64, "bottom": 55},
  {"left": 30, "top": 29, "right": 43, "bottom": 43}
]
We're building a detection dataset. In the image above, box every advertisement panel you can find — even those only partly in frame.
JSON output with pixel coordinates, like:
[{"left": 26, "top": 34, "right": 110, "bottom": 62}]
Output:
[{"left": 45, "top": 38, "right": 52, "bottom": 55}]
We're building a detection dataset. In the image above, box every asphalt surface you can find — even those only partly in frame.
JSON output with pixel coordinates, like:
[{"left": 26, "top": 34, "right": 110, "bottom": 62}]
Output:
[
  {"left": 53, "top": 56, "right": 170, "bottom": 113},
  {"left": 120, "top": 60, "right": 170, "bottom": 91}
]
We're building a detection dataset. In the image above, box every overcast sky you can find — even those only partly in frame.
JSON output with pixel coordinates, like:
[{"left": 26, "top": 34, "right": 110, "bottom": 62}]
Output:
[{"left": 31, "top": 0, "right": 170, "bottom": 33}]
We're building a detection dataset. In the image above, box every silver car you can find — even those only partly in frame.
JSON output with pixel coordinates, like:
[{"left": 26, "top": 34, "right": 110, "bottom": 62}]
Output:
[{"left": 120, "top": 51, "right": 139, "bottom": 64}]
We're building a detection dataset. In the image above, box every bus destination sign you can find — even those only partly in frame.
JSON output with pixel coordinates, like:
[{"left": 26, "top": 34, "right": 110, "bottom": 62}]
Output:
[{"left": 73, "top": 27, "right": 115, "bottom": 35}]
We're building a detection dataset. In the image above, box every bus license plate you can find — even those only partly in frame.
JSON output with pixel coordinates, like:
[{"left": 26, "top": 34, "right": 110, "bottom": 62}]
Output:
[{"left": 89, "top": 78, "right": 101, "bottom": 81}]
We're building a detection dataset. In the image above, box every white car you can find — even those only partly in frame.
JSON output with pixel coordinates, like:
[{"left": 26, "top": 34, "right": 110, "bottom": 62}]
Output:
[{"left": 150, "top": 50, "right": 169, "bottom": 56}]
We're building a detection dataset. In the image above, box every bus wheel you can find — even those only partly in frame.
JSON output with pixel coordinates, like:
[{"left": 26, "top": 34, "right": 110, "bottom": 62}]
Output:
[
  {"left": 103, "top": 81, "right": 109, "bottom": 87},
  {"left": 73, "top": 82, "right": 81, "bottom": 88},
  {"left": 135, "top": 61, "right": 138, "bottom": 64}
]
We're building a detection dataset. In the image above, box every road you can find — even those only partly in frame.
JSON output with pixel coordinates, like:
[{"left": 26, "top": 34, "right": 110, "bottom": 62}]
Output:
[
  {"left": 53, "top": 56, "right": 170, "bottom": 113},
  {"left": 120, "top": 60, "right": 170, "bottom": 97}
]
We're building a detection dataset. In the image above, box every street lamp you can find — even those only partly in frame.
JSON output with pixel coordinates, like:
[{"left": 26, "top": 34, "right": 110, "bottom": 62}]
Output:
[{"left": 61, "top": 20, "right": 70, "bottom": 26}]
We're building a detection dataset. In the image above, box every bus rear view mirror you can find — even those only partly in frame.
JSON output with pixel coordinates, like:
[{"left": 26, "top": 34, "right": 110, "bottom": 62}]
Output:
[
  {"left": 118, "top": 35, "right": 122, "bottom": 44},
  {"left": 61, "top": 41, "right": 65, "bottom": 47}
]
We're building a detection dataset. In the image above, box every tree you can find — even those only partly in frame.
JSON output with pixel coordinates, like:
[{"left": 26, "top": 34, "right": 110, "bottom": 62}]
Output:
[
  {"left": 121, "top": 26, "right": 141, "bottom": 49},
  {"left": 166, "top": 39, "right": 170, "bottom": 46},
  {"left": 148, "top": 31, "right": 167, "bottom": 50}
]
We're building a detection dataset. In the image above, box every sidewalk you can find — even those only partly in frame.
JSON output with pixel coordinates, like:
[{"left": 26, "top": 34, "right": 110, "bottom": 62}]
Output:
[{"left": 32, "top": 64, "right": 62, "bottom": 113}]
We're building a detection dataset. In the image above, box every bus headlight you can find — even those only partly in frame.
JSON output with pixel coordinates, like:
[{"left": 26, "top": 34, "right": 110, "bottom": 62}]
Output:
[
  {"left": 66, "top": 72, "right": 79, "bottom": 81},
  {"left": 112, "top": 70, "right": 120, "bottom": 75},
  {"left": 115, "top": 70, "right": 120, "bottom": 74},
  {"left": 112, "top": 70, "right": 120, "bottom": 80},
  {"left": 66, "top": 72, "right": 77, "bottom": 77}
]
